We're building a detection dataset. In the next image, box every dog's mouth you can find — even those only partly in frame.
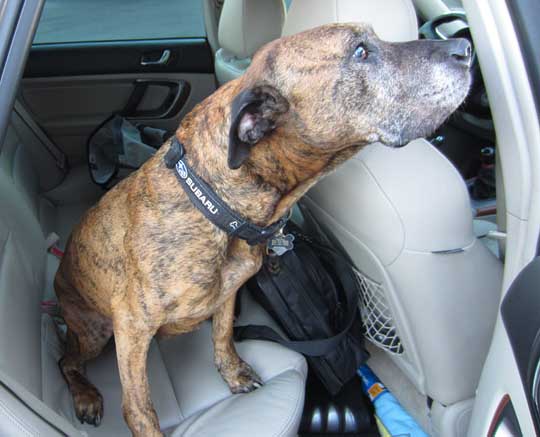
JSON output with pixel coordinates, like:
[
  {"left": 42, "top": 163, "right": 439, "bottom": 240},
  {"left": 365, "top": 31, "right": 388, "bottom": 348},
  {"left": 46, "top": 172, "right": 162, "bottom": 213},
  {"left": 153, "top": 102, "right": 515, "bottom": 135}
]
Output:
[
  {"left": 368, "top": 61, "right": 472, "bottom": 150},
  {"left": 378, "top": 129, "right": 420, "bottom": 149},
  {"left": 379, "top": 85, "right": 471, "bottom": 149},
  {"left": 392, "top": 142, "right": 408, "bottom": 149},
  {"left": 379, "top": 123, "right": 440, "bottom": 148}
]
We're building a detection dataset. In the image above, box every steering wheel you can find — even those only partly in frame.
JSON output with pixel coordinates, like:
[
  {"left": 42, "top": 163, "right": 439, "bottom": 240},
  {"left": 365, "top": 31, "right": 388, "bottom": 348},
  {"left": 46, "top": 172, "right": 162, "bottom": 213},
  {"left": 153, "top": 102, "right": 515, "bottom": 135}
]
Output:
[{"left": 419, "top": 12, "right": 491, "bottom": 119}]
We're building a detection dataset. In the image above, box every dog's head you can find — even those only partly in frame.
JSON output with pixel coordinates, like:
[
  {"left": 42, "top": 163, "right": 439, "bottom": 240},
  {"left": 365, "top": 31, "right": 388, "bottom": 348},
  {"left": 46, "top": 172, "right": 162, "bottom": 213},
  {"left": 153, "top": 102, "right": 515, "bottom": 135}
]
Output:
[{"left": 228, "top": 23, "right": 472, "bottom": 169}]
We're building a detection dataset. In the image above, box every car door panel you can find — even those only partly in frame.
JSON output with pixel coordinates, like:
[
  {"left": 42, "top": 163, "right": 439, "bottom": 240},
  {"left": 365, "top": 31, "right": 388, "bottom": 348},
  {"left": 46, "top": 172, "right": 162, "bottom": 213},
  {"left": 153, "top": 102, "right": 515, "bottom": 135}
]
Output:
[
  {"left": 500, "top": 256, "right": 540, "bottom": 435},
  {"left": 20, "top": 72, "right": 215, "bottom": 165},
  {"left": 23, "top": 0, "right": 216, "bottom": 166},
  {"left": 463, "top": 0, "right": 540, "bottom": 434},
  {"left": 24, "top": 39, "right": 213, "bottom": 77}
]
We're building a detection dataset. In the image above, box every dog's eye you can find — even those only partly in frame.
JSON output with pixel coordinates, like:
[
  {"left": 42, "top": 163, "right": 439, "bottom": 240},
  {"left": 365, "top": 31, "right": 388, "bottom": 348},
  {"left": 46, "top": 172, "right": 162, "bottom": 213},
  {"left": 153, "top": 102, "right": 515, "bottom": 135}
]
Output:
[{"left": 354, "top": 44, "right": 369, "bottom": 61}]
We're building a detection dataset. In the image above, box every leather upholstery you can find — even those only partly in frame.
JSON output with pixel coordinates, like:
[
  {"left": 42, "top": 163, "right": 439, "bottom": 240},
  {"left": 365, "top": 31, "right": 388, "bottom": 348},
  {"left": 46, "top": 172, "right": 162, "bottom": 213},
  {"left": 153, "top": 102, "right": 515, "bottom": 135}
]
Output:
[
  {"left": 41, "top": 292, "right": 306, "bottom": 437},
  {"left": 214, "top": 50, "right": 252, "bottom": 85},
  {"left": 0, "top": 108, "right": 307, "bottom": 436},
  {"left": 214, "top": 0, "right": 417, "bottom": 85},
  {"left": 305, "top": 141, "right": 502, "bottom": 405},
  {"left": 214, "top": 0, "right": 285, "bottom": 84},
  {"left": 282, "top": 0, "right": 418, "bottom": 41},
  {"left": 219, "top": 0, "right": 286, "bottom": 58},
  {"left": 282, "top": 0, "right": 502, "bottom": 432}
]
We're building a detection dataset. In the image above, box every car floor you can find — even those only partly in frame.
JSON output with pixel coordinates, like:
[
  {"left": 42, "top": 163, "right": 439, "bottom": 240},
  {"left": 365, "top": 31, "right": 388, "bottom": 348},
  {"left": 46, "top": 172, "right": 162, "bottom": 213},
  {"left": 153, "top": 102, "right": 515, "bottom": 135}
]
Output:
[
  {"left": 366, "top": 342, "right": 432, "bottom": 434},
  {"left": 298, "top": 340, "right": 432, "bottom": 436},
  {"left": 299, "top": 370, "right": 378, "bottom": 436}
]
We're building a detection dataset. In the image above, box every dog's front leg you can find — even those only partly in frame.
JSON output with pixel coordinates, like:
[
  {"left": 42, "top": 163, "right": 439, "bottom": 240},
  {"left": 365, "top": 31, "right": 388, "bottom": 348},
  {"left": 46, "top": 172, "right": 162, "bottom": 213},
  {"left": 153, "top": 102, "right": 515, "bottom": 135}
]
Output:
[
  {"left": 113, "top": 306, "right": 162, "bottom": 437},
  {"left": 213, "top": 291, "right": 263, "bottom": 393}
]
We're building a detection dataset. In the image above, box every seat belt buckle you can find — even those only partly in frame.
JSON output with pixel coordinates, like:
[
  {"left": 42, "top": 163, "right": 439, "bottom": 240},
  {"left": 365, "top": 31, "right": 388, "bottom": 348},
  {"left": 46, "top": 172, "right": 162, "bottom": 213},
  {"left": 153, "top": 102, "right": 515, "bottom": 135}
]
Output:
[
  {"left": 41, "top": 300, "right": 60, "bottom": 316},
  {"left": 46, "top": 232, "right": 64, "bottom": 259}
]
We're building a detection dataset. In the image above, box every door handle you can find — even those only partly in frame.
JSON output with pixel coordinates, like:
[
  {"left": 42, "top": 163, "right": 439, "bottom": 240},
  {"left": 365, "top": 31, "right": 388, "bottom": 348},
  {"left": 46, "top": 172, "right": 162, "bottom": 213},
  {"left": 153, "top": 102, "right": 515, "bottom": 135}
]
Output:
[
  {"left": 121, "top": 79, "right": 191, "bottom": 119},
  {"left": 140, "top": 49, "right": 171, "bottom": 66}
]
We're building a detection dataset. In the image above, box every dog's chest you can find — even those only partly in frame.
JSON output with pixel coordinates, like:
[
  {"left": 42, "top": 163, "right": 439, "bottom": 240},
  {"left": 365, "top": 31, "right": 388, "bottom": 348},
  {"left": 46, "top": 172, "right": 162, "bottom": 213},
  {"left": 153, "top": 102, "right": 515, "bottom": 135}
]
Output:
[
  {"left": 156, "top": 240, "right": 262, "bottom": 327},
  {"left": 124, "top": 172, "right": 264, "bottom": 324}
]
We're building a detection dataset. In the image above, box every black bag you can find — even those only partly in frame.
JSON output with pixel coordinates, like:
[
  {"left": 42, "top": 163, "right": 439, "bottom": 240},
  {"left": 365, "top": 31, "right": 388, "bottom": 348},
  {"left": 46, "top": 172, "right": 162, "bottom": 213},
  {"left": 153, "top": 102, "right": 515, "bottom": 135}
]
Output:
[
  {"left": 88, "top": 115, "right": 168, "bottom": 187},
  {"left": 234, "top": 221, "right": 368, "bottom": 395}
]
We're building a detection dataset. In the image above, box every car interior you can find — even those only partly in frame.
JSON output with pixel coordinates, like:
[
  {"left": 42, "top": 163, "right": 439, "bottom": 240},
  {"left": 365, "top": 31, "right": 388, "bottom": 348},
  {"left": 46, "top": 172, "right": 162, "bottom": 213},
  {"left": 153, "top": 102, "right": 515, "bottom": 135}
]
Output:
[{"left": 0, "top": 0, "right": 505, "bottom": 436}]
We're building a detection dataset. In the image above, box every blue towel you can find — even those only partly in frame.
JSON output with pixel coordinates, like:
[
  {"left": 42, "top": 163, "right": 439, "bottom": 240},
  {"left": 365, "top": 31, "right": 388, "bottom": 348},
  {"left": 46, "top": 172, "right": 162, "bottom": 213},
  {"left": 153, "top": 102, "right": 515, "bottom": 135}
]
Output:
[{"left": 358, "top": 364, "right": 429, "bottom": 437}]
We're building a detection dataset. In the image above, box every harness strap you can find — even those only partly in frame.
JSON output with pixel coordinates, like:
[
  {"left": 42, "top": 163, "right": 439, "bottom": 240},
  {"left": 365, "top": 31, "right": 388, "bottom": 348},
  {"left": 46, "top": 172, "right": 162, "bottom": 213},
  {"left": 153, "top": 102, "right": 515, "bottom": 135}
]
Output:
[
  {"left": 234, "top": 239, "right": 360, "bottom": 356},
  {"left": 164, "top": 137, "right": 288, "bottom": 246}
]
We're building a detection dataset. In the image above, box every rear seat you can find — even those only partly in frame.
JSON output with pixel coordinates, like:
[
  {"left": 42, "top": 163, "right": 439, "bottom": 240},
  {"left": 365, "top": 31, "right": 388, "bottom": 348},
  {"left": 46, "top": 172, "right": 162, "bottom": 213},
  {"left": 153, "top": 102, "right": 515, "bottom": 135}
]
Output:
[{"left": 0, "top": 107, "right": 307, "bottom": 436}]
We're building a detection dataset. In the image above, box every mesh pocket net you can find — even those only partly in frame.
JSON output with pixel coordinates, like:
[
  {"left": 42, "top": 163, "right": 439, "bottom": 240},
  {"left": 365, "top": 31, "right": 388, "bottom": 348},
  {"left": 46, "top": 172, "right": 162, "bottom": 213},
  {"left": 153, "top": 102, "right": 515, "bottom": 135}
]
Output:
[{"left": 354, "top": 268, "right": 404, "bottom": 354}]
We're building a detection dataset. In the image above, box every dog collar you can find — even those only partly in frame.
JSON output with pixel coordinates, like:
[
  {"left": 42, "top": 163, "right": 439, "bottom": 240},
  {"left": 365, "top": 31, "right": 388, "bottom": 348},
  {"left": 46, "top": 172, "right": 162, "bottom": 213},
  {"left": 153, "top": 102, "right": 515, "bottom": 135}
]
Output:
[{"left": 164, "top": 137, "right": 289, "bottom": 246}]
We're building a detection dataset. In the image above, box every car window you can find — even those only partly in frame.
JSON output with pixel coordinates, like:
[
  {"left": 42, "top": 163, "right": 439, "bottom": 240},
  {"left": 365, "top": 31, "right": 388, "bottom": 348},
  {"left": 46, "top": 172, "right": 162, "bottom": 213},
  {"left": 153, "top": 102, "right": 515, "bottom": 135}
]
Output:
[{"left": 33, "top": 0, "right": 206, "bottom": 45}]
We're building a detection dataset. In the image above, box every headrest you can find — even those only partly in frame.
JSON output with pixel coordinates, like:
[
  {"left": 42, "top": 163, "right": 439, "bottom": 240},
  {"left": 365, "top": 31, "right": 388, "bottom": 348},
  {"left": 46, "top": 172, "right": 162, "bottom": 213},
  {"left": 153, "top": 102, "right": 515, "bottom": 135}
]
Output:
[
  {"left": 218, "top": 0, "right": 286, "bottom": 59},
  {"left": 282, "top": 0, "right": 418, "bottom": 42}
]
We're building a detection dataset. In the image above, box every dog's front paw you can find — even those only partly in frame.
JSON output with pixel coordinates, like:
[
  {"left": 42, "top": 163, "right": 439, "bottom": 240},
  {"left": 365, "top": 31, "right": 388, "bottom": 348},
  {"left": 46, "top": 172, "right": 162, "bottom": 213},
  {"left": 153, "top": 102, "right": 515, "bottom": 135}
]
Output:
[
  {"left": 222, "top": 360, "right": 264, "bottom": 394},
  {"left": 73, "top": 385, "right": 104, "bottom": 426}
]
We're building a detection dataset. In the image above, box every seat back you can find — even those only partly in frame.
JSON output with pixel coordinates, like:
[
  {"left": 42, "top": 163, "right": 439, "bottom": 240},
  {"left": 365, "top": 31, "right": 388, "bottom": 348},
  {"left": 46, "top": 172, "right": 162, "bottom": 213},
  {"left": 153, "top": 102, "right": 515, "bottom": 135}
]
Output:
[
  {"left": 283, "top": 0, "right": 503, "bottom": 416},
  {"left": 304, "top": 140, "right": 502, "bottom": 406},
  {"left": 0, "top": 110, "right": 104, "bottom": 436},
  {"left": 214, "top": 0, "right": 286, "bottom": 84},
  {"left": 0, "top": 115, "right": 59, "bottom": 400},
  {"left": 1, "top": 110, "right": 65, "bottom": 224},
  {"left": 282, "top": 0, "right": 418, "bottom": 41}
]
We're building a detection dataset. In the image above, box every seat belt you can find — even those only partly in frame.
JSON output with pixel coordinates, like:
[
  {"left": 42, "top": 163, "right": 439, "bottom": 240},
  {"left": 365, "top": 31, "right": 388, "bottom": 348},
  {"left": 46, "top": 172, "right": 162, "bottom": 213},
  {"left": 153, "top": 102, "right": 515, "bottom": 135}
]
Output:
[
  {"left": 13, "top": 100, "right": 68, "bottom": 172},
  {"left": 0, "top": 367, "right": 83, "bottom": 436}
]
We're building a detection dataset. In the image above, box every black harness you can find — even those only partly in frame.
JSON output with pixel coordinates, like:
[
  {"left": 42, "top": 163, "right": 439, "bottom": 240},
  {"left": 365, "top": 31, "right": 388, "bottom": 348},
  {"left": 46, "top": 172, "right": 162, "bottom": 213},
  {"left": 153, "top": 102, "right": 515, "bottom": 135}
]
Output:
[{"left": 164, "top": 137, "right": 288, "bottom": 246}]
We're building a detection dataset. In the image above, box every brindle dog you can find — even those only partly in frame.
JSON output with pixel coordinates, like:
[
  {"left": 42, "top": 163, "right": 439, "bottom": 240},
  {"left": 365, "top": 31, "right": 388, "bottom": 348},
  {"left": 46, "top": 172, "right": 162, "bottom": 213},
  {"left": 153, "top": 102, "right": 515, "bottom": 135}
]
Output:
[{"left": 56, "top": 23, "right": 471, "bottom": 436}]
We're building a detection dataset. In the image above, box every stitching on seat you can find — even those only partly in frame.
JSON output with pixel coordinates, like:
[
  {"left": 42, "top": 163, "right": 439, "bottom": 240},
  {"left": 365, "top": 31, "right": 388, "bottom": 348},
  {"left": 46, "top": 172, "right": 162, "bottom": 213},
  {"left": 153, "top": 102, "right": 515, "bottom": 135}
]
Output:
[
  {"left": 13, "top": 143, "right": 39, "bottom": 217},
  {"left": 9, "top": 137, "right": 17, "bottom": 181},
  {"left": 42, "top": 315, "right": 63, "bottom": 357},
  {"left": 0, "top": 231, "right": 11, "bottom": 271},
  {"left": 0, "top": 398, "right": 40, "bottom": 437},
  {"left": 40, "top": 315, "right": 79, "bottom": 426},
  {"left": 155, "top": 340, "right": 185, "bottom": 422},
  {"left": 273, "top": 370, "right": 306, "bottom": 437},
  {"left": 178, "top": 367, "right": 307, "bottom": 437},
  {"left": 40, "top": 316, "right": 53, "bottom": 422},
  {"left": 2, "top": 128, "right": 19, "bottom": 181},
  {"left": 357, "top": 159, "right": 407, "bottom": 267}
]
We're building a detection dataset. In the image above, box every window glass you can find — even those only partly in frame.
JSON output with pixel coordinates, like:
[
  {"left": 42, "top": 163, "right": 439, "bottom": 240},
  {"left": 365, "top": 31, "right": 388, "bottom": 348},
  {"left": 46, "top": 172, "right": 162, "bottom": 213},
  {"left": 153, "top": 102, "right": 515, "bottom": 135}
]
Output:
[{"left": 34, "top": 0, "right": 205, "bottom": 45}]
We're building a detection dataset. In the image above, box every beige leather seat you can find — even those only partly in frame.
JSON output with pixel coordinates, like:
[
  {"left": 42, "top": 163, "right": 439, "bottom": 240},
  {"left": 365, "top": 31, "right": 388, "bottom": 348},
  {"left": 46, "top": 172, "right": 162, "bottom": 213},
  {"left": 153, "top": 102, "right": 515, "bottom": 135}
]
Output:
[
  {"left": 214, "top": 0, "right": 286, "bottom": 84},
  {"left": 283, "top": 1, "right": 503, "bottom": 436},
  {"left": 282, "top": 0, "right": 418, "bottom": 40},
  {"left": 0, "top": 105, "right": 306, "bottom": 435}
]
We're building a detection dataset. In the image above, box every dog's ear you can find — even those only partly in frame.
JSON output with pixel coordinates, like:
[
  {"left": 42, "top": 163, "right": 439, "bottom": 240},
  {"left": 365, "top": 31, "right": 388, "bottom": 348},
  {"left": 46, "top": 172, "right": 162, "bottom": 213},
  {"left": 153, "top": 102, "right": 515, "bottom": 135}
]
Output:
[{"left": 228, "top": 85, "right": 289, "bottom": 169}]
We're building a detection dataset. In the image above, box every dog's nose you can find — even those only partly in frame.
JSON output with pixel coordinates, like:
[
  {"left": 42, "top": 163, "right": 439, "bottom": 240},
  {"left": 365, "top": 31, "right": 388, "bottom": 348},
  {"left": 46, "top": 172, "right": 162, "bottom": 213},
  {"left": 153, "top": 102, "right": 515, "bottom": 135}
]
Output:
[{"left": 447, "top": 38, "right": 472, "bottom": 67}]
